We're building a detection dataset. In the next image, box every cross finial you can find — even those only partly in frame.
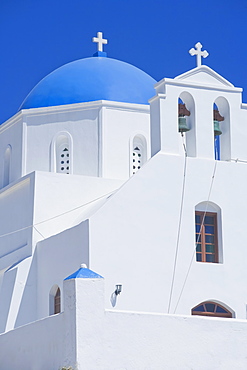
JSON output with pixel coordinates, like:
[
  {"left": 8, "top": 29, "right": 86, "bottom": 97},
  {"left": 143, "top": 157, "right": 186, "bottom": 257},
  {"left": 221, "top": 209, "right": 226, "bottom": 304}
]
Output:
[
  {"left": 189, "top": 42, "right": 209, "bottom": 67},
  {"left": 92, "top": 31, "right": 108, "bottom": 52}
]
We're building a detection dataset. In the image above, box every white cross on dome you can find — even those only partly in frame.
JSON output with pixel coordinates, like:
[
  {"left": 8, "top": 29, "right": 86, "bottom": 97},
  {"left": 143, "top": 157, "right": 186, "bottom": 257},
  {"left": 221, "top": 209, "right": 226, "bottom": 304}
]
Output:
[
  {"left": 189, "top": 42, "right": 209, "bottom": 67},
  {"left": 92, "top": 32, "right": 108, "bottom": 52}
]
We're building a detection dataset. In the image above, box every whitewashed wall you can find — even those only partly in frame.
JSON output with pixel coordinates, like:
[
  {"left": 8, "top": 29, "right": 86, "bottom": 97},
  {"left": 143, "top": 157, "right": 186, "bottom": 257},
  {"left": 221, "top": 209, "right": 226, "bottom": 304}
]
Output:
[
  {"left": 0, "top": 313, "right": 65, "bottom": 370},
  {"left": 32, "top": 171, "right": 123, "bottom": 240},
  {"left": 0, "top": 276, "right": 247, "bottom": 370},
  {"left": 0, "top": 115, "right": 24, "bottom": 187},
  {"left": 89, "top": 152, "right": 247, "bottom": 318},
  {"left": 100, "top": 103, "right": 150, "bottom": 179},
  {"left": 0, "top": 174, "right": 34, "bottom": 269},
  {"left": 104, "top": 310, "right": 247, "bottom": 370},
  {"left": 17, "top": 101, "right": 150, "bottom": 181}
]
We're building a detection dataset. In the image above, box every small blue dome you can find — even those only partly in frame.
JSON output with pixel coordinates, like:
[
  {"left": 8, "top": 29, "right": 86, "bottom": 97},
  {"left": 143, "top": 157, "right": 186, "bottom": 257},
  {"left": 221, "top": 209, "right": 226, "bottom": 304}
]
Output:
[
  {"left": 64, "top": 266, "right": 103, "bottom": 280},
  {"left": 19, "top": 57, "right": 157, "bottom": 110}
]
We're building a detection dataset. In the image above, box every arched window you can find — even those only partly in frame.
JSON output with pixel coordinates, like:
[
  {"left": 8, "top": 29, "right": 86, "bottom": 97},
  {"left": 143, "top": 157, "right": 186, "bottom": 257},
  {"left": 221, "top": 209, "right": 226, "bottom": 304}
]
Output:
[
  {"left": 51, "top": 132, "right": 73, "bottom": 174},
  {"left": 49, "top": 285, "right": 61, "bottom": 315},
  {"left": 195, "top": 202, "right": 222, "bottom": 263},
  {"left": 131, "top": 135, "right": 147, "bottom": 175},
  {"left": 54, "top": 287, "right": 61, "bottom": 314},
  {"left": 3, "top": 145, "right": 11, "bottom": 187},
  {"left": 192, "top": 301, "right": 233, "bottom": 318}
]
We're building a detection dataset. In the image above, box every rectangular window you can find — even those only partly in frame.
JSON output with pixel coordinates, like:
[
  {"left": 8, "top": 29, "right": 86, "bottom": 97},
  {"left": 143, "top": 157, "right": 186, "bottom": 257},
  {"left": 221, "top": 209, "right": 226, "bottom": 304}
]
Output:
[{"left": 195, "top": 211, "right": 218, "bottom": 263}]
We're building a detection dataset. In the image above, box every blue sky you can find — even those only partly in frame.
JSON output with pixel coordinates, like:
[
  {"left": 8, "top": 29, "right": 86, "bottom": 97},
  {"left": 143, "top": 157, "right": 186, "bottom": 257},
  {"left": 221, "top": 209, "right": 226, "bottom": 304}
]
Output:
[{"left": 0, "top": 0, "right": 247, "bottom": 124}]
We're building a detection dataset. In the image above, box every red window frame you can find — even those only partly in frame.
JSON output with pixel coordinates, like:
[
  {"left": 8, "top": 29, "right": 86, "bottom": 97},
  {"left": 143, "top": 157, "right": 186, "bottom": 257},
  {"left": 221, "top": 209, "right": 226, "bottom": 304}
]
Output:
[{"left": 195, "top": 211, "right": 218, "bottom": 263}]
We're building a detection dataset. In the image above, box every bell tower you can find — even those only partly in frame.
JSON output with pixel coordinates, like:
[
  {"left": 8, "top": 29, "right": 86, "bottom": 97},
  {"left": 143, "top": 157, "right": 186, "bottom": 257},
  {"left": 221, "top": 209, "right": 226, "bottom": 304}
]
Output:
[{"left": 150, "top": 43, "right": 244, "bottom": 161}]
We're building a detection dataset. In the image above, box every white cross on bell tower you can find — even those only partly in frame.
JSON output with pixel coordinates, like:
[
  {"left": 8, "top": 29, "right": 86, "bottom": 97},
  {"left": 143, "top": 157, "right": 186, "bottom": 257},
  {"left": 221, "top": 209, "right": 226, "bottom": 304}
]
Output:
[
  {"left": 92, "top": 32, "right": 108, "bottom": 52},
  {"left": 189, "top": 42, "right": 209, "bottom": 67}
]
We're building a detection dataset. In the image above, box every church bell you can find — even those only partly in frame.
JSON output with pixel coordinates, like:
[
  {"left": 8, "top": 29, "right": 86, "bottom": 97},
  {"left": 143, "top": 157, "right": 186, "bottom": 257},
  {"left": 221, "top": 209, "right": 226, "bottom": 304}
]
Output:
[
  {"left": 213, "top": 109, "right": 224, "bottom": 136},
  {"left": 214, "top": 120, "right": 222, "bottom": 136},
  {"left": 178, "top": 116, "right": 190, "bottom": 133}
]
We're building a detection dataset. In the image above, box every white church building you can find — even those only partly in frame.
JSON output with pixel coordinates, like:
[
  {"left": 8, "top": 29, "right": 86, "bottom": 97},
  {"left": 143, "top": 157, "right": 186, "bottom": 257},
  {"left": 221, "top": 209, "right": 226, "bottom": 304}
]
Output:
[{"left": 1, "top": 34, "right": 247, "bottom": 368}]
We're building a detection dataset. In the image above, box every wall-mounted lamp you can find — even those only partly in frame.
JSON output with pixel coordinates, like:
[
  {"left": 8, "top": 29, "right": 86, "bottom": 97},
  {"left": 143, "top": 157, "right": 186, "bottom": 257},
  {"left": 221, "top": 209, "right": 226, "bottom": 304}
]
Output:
[
  {"left": 110, "top": 284, "right": 122, "bottom": 307},
  {"left": 115, "top": 284, "right": 122, "bottom": 296}
]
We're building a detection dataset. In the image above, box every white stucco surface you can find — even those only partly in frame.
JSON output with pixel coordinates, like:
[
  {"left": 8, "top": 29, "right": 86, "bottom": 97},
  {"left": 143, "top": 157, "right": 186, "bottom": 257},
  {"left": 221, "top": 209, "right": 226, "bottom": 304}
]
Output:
[
  {"left": 104, "top": 311, "right": 247, "bottom": 370},
  {"left": 0, "top": 277, "right": 247, "bottom": 369},
  {"left": 88, "top": 152, "right": 247, "bottom": 318},
  {"left": 0, "top": 313, "right": 64, "bottom": 370}
]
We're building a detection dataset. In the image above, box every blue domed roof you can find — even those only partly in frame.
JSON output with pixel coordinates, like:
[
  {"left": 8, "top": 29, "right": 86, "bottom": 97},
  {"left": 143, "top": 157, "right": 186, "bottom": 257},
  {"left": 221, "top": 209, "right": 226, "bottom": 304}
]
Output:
[{"left": 19, "top": 57, "right": 157, "bottom": 110}]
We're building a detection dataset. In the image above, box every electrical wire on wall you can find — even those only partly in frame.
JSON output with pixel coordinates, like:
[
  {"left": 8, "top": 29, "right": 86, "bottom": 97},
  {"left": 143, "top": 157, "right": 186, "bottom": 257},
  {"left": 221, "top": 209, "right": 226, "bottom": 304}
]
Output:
[
  {"left": 0, "top": 189, "right": 116, "bottom": 240},
  {"left": 173, "top": 159, "right": 218, "bottom": 314},
  {"left": 167, "top": 133, "right": 188, "bottom": 313}
]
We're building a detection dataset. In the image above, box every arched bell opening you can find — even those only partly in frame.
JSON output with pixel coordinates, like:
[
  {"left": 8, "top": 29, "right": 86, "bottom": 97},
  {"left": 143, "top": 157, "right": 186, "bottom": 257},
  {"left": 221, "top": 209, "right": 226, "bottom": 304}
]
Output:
[
  {"left": 178, "top": 97, "right": 190, "bottom": 135},
  {"left": 213, "top": 97, "right": 231, "bottom": 161},
  {"left": 178, "top": 92, "right": 196, "bottom": 157}
]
